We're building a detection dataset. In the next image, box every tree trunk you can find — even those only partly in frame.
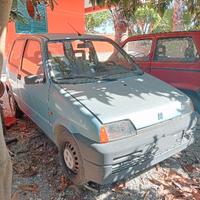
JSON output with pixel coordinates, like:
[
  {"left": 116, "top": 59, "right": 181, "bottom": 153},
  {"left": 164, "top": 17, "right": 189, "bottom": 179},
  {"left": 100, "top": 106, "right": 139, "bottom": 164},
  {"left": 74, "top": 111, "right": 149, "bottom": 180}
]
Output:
[
  {"left": 110, "top": 7, "right": 128, "bottom": 44},
  {"left": 0, "top": 0, "right": 13, "bottom": 199},
  {"left": 173, "top": 0, "right": 184, "bottom": 31}
]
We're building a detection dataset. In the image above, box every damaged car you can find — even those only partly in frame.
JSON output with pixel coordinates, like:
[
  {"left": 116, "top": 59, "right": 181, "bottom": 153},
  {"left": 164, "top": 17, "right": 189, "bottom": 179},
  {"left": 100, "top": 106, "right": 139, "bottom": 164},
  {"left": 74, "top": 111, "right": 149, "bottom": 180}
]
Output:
[{"left": 6, "top": 34, "right": 197, "bottom": 186}]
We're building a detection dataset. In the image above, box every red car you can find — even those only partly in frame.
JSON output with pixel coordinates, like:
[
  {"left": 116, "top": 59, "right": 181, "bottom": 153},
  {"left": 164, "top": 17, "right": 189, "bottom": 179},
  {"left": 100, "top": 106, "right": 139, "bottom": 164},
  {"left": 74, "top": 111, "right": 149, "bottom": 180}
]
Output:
[{"left": 122, "top": 31, "right": 200, "bottom": 112}]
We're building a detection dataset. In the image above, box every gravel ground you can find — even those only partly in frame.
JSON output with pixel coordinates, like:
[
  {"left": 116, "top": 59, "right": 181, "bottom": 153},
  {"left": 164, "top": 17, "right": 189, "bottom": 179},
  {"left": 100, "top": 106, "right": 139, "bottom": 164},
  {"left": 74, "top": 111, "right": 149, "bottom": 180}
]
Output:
[{"left": 2, "top": 85, "right": 200, "bottom": 200}]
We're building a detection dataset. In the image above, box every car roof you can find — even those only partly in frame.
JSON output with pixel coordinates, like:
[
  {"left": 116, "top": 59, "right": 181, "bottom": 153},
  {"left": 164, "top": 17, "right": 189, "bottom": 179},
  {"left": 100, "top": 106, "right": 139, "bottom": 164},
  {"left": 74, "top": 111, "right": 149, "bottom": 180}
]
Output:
[
  {"left": 16, "top": 33, "right": 112, "bottom": 41},
  {"left": 123, "top": 31, "right": 200, "bottom": 43}
]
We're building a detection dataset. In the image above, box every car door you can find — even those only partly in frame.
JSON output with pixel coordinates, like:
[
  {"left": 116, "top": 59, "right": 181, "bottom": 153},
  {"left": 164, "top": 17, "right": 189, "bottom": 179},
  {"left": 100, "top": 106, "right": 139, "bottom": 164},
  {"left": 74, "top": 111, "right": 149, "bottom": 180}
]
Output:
[
  {"left": 7, "top": 39, "right": 26, "bottom": 104},
  {"left": 17, "top": 39, "right": 51, "bottom": 134},
  {"left": 150, "top": 36, "right": 200, "bottom": 91},
  {"left": 122, "top": 38, "right": 153, "bottom": 73}
]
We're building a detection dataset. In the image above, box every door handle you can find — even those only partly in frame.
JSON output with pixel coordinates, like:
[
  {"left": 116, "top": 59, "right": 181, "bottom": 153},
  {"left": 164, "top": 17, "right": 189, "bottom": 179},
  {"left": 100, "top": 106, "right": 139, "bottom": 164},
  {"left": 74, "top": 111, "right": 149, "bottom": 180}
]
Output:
[{"left": 17, "top": 74, "right": 21, "bottom": 80}]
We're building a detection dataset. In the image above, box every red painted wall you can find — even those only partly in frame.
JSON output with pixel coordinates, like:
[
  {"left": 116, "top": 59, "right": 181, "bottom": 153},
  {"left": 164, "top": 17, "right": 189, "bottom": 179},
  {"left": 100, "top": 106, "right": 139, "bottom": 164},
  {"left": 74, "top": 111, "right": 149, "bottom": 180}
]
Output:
[
  {"left": 47, "top": 0, "right": 85, "bottom": 33},
  {"left": 5, "top": 0, "right": 85, "bottom": 56},
  {"left": 6, "top": 23, "right": 16, "bottom": 56}
]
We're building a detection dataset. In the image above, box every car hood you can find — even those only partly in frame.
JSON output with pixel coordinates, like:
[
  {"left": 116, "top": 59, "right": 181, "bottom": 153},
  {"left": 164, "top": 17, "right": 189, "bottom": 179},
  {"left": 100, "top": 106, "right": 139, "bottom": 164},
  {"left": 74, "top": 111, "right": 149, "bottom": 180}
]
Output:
[{"left": 60, "top": 73, "right": 189, "bottom": 129}]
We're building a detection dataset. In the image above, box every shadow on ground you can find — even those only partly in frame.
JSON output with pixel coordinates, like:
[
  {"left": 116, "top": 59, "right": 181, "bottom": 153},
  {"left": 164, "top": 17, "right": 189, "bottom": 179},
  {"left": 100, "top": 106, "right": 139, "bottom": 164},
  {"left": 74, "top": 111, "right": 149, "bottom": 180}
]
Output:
[{"left": 6, "top": 116, "right": 200, "bottom": 200}]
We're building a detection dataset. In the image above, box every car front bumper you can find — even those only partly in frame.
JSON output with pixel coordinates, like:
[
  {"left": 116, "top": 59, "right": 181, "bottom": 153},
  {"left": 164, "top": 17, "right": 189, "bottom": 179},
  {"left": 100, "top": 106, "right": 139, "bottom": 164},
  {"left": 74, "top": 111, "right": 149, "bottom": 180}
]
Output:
[{"left": 75, "top": 112, "right": 197, "bottom": 185}]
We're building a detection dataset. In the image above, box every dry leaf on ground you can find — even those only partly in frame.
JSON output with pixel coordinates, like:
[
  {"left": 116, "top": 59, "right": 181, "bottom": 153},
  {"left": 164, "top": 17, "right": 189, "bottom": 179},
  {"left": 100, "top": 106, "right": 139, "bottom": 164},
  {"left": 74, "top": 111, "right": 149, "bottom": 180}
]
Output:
[{"left": 18, "top": 184, "right": 39, "bottom": 193}]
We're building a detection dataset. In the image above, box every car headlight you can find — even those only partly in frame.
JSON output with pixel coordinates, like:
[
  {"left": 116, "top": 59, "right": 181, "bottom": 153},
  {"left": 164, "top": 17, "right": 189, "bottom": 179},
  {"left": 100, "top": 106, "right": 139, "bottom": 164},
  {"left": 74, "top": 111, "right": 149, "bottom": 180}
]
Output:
[
  {"left": 181, "top": 100, "right": 194, "bottom": 114},
  {"left": 99, "top": 120, "right": 136, "bottom": 143}
]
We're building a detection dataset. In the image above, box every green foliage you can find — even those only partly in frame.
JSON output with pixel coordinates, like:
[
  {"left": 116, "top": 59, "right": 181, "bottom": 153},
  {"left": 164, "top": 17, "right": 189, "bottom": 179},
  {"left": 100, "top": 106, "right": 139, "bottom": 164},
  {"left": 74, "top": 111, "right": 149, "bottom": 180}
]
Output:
[
  {"left": 90, "top": 0, "right": 200, "bottom": 32},
  {"left": 131, "top": 5, "right": 161, "bottom": 34},
  {"left": 185, "top": 0, "right": 200, "bottom": 28},
  {"left": 10, "top": 0, "right": 28, "bottom": 24},
  {"left": 10, "top": 0, "right": 56, "bottom": 23},
  {"left": 10, "top": 10, "right": 29, "bottom": 24},
  {"left": 86, "top": 10, "right": 112, "bottom": 32},
  {"left": 153, "top": 8, "right": 173, "bottom": 33},
  {"left": 90, "top": 0, "right": 143, "bottom": 19},
  {"left": 153, "top": 8, "right": 197, "bottom": 33}
]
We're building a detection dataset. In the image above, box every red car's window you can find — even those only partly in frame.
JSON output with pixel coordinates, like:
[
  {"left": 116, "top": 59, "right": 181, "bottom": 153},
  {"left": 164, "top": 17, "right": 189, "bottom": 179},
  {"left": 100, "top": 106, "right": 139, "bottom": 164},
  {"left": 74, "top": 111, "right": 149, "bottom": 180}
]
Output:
[
  {"left": 22, "top": 40, "right": 43, "bottom": 75},
  {"left": 9, "top": 39, "right": 26, "bottom": 68},
  {"left": 154, "top": 37, "right": 200, "bottom": 62},
  {"left": 123, "top": 39, "right": 152, "bottom": 61}
]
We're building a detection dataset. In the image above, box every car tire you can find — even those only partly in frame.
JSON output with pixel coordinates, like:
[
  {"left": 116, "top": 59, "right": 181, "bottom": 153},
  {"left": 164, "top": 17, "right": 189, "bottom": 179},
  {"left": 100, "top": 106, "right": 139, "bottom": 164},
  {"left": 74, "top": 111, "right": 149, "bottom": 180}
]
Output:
[
  {"left": 8, "top": 91, "right": 23, "bottom": 118},
  {"left": 59, "top": 133, "right": 86, "bottom": 186}
]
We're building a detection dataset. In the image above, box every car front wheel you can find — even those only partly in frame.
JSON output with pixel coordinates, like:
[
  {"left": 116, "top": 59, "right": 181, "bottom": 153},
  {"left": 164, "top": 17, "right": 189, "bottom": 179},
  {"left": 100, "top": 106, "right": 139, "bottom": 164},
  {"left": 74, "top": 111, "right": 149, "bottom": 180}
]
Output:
[{"left": 59, "top": 133, "right": 86, "bottom": 186}]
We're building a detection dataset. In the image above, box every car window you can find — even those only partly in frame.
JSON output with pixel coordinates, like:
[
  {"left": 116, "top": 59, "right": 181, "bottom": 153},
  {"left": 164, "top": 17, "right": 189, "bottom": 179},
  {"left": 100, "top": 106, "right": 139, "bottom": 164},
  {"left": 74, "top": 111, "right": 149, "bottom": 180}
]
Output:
[
  {"left": 22, "top": 40, "right": 44, "bottom": 75},
  {"left": 47, "top": 39, "right": 136, "bottom": 84},
  {"left": 154, "top": 37, "right": 200, "bottom": 62},
  {"left": 9, "top": 39, "right": 26, "bottom": 68},
  {"left": 48, "top": 42, "right": 65, "bottom": 57},
  {"left": 123, "top": 39, "right": 152, "bottom": 61}
]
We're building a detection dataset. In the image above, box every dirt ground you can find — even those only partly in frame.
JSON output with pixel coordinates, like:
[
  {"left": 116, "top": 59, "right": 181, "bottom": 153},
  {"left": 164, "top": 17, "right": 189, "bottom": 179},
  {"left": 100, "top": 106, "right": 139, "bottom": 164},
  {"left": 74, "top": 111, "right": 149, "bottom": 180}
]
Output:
[{"left": 2, "top": 86, "right": 200, "bottom": 200}]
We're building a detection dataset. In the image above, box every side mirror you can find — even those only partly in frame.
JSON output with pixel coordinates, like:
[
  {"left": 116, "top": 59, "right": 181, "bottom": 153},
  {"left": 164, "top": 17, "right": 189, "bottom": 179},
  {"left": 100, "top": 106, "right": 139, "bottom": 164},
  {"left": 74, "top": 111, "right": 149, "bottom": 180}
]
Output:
[{"left": 24, "top": 74, "right": 45, "bottom": 85}]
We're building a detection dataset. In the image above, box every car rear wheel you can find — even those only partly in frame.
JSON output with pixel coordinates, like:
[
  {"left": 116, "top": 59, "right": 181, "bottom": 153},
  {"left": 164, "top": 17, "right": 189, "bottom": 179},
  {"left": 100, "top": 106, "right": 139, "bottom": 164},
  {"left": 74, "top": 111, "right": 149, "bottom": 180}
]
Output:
[
  {"left": 8, "top": 91, "right": 23, "bottom": 118},
  {"left": 59, "top": 133, "right": 85, "bottom": 186}
]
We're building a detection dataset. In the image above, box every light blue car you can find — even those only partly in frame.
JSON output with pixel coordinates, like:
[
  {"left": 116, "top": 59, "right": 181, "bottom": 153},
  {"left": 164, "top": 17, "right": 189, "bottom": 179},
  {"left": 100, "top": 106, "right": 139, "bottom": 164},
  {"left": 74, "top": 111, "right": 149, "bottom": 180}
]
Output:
[{"left": 6, "top": 34, "right": 197, "bottom": 186}]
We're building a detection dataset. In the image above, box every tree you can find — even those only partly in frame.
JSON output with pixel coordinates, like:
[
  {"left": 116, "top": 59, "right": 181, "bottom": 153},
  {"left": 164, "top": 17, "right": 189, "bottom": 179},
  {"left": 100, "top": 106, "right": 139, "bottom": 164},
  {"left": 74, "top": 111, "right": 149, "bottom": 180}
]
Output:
[
  {"left": 0, "top": 1, "right": 56, "bottom": 199},
  {"left": 89, "top": 0, "right": 174, "bottom": 42},
  {"left": 131, "top": 5, "right": 161, "bottom": 34},
  {"left": 0, "top": 1, "right": 13, "bottom": 199},
  {"left": 90, "top": 0, "right": 144, "bottom": 44},
  {"left": 86, "top": 10, "right": 112, "bottom": 33},
  {"left": 173, "top": 0, "right": 184, "bottom": 31},
  {"left": 185, "top": 0, "right": 200, "bottom": 29}
]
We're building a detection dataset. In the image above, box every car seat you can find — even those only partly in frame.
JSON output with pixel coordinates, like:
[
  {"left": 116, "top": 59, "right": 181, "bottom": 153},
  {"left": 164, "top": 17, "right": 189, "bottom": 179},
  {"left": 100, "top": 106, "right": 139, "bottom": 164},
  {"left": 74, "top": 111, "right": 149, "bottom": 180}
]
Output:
[
  {"left": 155, "top": 44, "right": 167, "bottom": 60},
  {"left": 184, "top": 43, "right": 195, "bottom": 61}
]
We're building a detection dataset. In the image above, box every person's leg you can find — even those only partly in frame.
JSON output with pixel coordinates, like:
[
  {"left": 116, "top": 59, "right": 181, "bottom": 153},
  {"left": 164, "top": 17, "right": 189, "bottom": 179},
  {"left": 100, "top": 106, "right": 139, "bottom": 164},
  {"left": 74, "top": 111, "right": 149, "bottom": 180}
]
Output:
[{"left": 0, "top": 112, "right": 12, "bottom": 200}]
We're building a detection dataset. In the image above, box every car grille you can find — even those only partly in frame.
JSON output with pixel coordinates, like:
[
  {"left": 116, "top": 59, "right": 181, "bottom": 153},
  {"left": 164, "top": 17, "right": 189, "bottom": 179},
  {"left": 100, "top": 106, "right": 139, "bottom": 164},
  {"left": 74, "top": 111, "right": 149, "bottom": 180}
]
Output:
[{"left": 111, "top": 114, "right": 193, "bottom": 174}]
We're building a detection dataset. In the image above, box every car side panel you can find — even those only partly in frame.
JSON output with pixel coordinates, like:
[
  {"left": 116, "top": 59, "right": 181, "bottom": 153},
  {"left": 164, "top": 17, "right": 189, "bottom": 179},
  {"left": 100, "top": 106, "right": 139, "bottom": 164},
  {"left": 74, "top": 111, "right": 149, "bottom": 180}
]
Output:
[
  {"left": 150, "top": 34, "right": 200, "bottom": 92},
  {"left": 17, "top": 39, "right": 51, "bottom": 135},
  {"left": 48, "top": 84, "right": 101, "bottom": 143},
  {"left": 6, "top": 39, "right": 26, "bottom": 104}
]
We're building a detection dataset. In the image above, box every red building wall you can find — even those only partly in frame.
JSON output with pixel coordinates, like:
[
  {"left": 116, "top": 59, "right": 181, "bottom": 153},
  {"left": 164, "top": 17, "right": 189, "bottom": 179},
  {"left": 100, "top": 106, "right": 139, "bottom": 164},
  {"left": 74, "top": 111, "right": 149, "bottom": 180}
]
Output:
[
  {"left": 6, "top": 0, "right": 85, "bottom": 56},
  {"left": 47, "top": 0, "right": 85, "bottom": 33}
]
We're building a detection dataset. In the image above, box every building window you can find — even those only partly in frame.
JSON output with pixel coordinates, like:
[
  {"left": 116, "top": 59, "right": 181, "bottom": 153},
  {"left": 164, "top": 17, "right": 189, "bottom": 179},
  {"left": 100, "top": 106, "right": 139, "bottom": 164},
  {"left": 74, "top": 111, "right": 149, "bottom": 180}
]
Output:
[{"left": 15, "top": 2, "right": 48, "bottom": 34}]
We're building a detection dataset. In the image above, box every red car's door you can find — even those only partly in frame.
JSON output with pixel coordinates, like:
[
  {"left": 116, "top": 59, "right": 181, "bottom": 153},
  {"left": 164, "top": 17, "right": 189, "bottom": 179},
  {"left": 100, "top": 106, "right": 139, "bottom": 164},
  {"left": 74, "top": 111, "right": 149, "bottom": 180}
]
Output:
[
  {"left": 150, "top": 36, "right": 200, "bottom": 92},
  {"left": 122, "top": 37, "right": 154, "bottom": 73}
]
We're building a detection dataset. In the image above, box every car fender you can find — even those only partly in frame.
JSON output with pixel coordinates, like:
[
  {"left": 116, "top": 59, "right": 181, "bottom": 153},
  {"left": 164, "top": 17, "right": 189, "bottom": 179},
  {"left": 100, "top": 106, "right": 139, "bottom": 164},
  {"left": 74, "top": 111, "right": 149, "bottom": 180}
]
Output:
[{"left": 170, "top": 82, "right": 200, "bottom": 93}]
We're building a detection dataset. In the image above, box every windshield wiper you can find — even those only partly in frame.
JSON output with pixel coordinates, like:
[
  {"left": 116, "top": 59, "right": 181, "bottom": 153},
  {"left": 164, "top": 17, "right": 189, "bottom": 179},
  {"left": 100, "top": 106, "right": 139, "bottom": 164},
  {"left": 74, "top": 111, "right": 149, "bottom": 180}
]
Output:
[
  {"left": 101, "top": 71, "right": 131, "bottom": 79},
  {"left": 55, "top": 76, "right": 100, "bottom": 80}
]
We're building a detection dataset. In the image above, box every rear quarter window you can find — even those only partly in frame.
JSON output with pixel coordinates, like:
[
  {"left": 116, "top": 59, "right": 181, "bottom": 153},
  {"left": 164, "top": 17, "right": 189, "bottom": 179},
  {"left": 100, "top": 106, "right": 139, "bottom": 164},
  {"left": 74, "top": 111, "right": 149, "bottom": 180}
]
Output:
[
  {"left": 9, "top": 39, "right": 26, "bottom": 68},
  {"left": 154, "top": 37, "right": 200, "bottom": 62}
]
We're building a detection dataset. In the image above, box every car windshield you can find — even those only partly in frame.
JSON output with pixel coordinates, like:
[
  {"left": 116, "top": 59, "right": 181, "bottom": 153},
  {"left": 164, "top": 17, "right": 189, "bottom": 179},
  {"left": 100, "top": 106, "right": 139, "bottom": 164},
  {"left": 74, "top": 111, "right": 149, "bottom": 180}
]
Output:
[{"left": 47, "top": 38, "right": 138, "bottom": 84}]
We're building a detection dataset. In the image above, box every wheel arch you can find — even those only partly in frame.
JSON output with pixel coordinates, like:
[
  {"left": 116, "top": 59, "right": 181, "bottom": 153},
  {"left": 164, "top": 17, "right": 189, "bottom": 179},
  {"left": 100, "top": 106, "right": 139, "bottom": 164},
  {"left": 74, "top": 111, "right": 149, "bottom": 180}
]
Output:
[
  {"left": 54, "top": 124, "right": 74, "bottom": 147},
  {"left": 180, "top": 88, "right": 200, "bottom": 113}
]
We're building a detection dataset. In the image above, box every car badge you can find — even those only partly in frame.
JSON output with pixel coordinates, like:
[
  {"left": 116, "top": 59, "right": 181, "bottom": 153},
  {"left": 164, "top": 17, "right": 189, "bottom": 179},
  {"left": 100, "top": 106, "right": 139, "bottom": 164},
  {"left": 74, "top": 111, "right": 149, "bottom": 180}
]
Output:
[{"left": 158, "top": 112, "right": 163, "bottom": 120}]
